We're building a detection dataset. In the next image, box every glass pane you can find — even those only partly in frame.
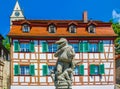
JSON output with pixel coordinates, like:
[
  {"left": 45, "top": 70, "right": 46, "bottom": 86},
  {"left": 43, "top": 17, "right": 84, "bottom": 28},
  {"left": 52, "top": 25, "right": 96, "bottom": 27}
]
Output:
[
  {"left": 94, "top": 66, "right": 99, "bottom": 75},
  {"left": 89, "top": 44, "right": 98, "bottom": 52},
  {"left": 74, "top": 66, "right": 79, "bottom": 75},
  {"left": 48, "top": 44, "right": 52, "bottom": 52},
  {"left": 71, "top": 43, "right": 79, "bottom": 52},
  {"left": 53, "top": 44, "right": 57, "bottom": 52}
]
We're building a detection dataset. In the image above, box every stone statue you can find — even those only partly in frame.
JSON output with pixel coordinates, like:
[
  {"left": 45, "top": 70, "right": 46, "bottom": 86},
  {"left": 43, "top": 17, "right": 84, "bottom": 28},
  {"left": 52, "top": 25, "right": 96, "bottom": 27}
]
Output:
[{"left": 51, "top": 38, "right": 80, "bottom": 89}]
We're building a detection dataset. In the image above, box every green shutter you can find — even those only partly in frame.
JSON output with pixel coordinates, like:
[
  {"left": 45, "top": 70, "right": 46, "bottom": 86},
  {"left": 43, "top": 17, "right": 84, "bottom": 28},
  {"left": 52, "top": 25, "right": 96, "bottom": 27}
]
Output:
[
  {"left": 84, "top": 42, "right": 89, "bottom": 52},
  {"left": 98, "top": 42, "right": 104, "bottom": 52},
  {"left": 30, "top": 65, "right": 35, "bottom": 76},
  {"left": 99, "top": 64, "right": 105, "bottom": 74},
  {"left": 79, "top": 65, "right": 84, "bottom": 75},
  {"left": 42, "top": 42, "right": 48, "bottom": 52},
  {"left": 30, "top": 42, "right": 35, "bottom": 52},
  {"left": 14, "top": 65, "right": 20, "bottom": 75},
  {"left": 90, "top": 64, "right": 95, "bottom": 75},
  {"left": 79, "top": 42, "right": 83, "bottom": 52},
  {"left": 42, "top": 65, "right": 48, "bottom": 76},
  {"left": 14, "top": 42, "right": 19, "bottom": 52}
]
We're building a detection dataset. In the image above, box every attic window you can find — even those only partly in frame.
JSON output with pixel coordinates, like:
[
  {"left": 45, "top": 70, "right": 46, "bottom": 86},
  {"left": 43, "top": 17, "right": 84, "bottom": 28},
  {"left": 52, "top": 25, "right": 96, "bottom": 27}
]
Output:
[
  {"left": 88, "top": 25, "right": 95, "bottom": 33},
  {"left": 48, "top": 25, "right": 56, "bottom": 33},
  {"left": 69, "top": 25, "right": 76, "bottom": 33},
  {"left": 22, "top": 24, "right": 30, "bottom": 33}
]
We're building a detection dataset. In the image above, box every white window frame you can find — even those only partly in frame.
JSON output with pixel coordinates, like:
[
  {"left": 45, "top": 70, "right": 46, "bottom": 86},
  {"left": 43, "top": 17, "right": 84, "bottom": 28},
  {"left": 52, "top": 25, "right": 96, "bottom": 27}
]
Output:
[
  {"left": 69, "top": 25, "right": 76, "bottom": 33},
  {"left": 22, "top": 24, "right": 30, "bottom": 32},
  {"left": 48, "top": 25, "right": 56, "bottom": 33},
  {"left": 88, "top": 25, "right": 96, "bottom": 33}
]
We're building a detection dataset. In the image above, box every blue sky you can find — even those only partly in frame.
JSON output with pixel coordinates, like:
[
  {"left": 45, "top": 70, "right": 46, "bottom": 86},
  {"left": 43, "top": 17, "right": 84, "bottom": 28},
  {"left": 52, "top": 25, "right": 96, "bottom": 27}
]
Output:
[{"left": 0, "top": 0, "right": 119, "bottom": 36}]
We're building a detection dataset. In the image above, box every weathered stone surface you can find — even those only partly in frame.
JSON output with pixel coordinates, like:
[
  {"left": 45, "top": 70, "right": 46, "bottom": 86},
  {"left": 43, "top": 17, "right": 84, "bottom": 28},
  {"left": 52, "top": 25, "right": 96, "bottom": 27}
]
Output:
[{"left": 51, "top": 38, "right": 77, "bottom": 89}]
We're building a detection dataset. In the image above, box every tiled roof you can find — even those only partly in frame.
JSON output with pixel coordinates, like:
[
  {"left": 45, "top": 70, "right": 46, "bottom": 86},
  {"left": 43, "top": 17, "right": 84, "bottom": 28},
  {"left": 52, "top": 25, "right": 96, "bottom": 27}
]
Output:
[{"left": 8, "top": 20, "right": 117, "bottom": 37}]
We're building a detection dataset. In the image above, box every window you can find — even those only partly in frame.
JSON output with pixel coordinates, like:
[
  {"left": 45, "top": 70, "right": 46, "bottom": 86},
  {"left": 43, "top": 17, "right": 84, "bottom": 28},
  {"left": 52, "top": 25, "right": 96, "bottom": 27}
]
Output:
[
  {"left": 14, "top": 65, "right": 35, "bottom": 76},
  {"left": 42, "top": 42, "right": 58, "bottom": 53},
  {"left": 89, "top": 44, "right": 98, "bottom": 52},
  {"left": 20, "top": 43, "right": 30, "bottom": 52},
  {"left": 79, "top": 42, "right": 89, "bottom": 52},
  {"left": 79, "top": 41, "right": 104, "bottom": 53},
  {"left": 22, "top": 24, "right": 30, "bottom": 32},
  {"left": 90, "top": 64, "right": 105, "bottom": 75},
  {"left": 20, "top": 66, "right": 29, "bottom": 75},
  {"left": 70, "top": 43, "right": 79, "bottom": 52},
  {"left": 49, "top": 25, "right": 56, "bottom": 33},
  {"left": 74, "top": 65, "right": 84, "bottom": 76},
  {"left": 48, "top": 44, "right": 58, "bottom": 53},
  {"left": 69, "top": 25, "right": 76, "bottom": 33},
  {"left": 14, "top": 41, "right": 35, "bottom": 52},
  {"left": 88, "top": 25, "right": 95, "bottom": 33},
  {"left": 48, "top": 66, "right": 55, "bottom": 75}
]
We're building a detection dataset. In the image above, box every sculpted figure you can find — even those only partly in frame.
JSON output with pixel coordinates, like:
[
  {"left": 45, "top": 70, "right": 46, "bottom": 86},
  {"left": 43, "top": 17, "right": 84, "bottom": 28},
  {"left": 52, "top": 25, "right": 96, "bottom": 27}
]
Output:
[{"left": 51, "top": 38, "right": 76, "bottom": 88}]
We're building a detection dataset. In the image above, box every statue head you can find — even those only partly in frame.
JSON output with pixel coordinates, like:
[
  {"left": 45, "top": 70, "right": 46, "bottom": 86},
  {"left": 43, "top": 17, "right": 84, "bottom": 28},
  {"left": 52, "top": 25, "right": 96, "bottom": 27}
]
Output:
[{"left": 55, "top": 38, "right": 68, "bottom": 49}]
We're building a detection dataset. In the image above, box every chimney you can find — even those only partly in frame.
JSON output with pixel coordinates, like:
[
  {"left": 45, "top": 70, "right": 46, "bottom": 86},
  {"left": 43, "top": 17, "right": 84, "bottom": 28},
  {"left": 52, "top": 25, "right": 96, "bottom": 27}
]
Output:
[{"left": 83, "top": 11, "right": 88, "bottom": 23}]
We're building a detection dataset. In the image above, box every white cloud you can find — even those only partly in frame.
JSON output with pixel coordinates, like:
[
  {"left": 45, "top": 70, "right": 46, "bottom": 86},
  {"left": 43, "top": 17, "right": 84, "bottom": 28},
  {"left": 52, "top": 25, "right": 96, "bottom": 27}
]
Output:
[{"left": 112, "top": 9, "right": 120, "bottom": 23}]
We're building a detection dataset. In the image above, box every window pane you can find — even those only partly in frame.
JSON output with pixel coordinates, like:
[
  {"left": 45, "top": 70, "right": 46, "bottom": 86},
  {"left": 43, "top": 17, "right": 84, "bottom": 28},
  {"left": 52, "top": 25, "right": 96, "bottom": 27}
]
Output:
[
  {"left": 48, "top": 66, "right": 55, "bottom": 75},
  {"left": 71, "top": 43, "right": 79, "bottom": 52},
  {"left": 74, "top": 66, "right": 79, "bottom": 75},
  {"left": 53, "top": 44, "right": 58, "bottom": 52},
  {"left": 20, "top": 66, "right": 30, "bottom": 75},
  {"left": 89, "top": 44, "right": 98, "bottom": 52},
  {"left": 48, "top": 44, "right": 52, "bottom": 52}
]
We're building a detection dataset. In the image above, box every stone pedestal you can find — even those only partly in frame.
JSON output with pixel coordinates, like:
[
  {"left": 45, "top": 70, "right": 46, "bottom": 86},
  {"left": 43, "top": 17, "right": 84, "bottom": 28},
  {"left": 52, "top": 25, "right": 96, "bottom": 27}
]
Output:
[{"left": 55, "top": 81, "right": 72, "bottom": 89}]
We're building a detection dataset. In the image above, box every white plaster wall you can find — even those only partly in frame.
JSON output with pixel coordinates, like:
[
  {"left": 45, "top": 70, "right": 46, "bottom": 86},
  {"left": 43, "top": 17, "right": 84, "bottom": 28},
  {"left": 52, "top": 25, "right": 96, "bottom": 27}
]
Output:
[
  {"left": 11, "top": 85, "right": 115, "bottom": 89},
  {"left": 104, "top": 47, "right": 109, "bottom": 52},
  {"left": 13, "top": 77, "right": 18, "bottom": 82},
  {"left": 35, "top": 47, "right": 38, "bottom": 52},
  {"left": 83, "top": 76, "right": 88, "bottom": 82},
  {"left": 75, "top": 53, "right": 79, "bottom": 59},
  {"left": 94, "top": 53, "right": 99, "bottom": 59},
  {"left": 104, "top": 63, "right": 110, "bottom": 68},
  {"left": 83, "top": 53, "right": 88, "bottom": 59},
  {"left": 83, "top": 63, "right": 88, "bottom": 68},
  {"left": 95, "top": 76, "right": 100, "bottom": 82},
  {"left": 100, "top": 53, "right": 105, "bottom": 59},
  {"left": 19, "top": 53, "right": 24, "bottom": 59},
  {"left": 89, "top": 53, "right": 94, "bottom": 59},
  {"left": 20, "top": 76, "right": 24, "bottom": 82},
  {"left": 25, "top": 77, "right": 30, "bottom": 82},
  {"left": 32, "top": 77, "right": 35, "bottom": 82},
  {"left": 40, "top": 54, "right": 46, "bottom": 59},
  {"left": 109, "top": 76, "right": 114, "bottom": 81},
  {"left": 39, "top": 47, "right": 42, "bottom": 52},
  {"left": 40, "top": 77, "right": 46, "bottom": 82},
  {"left": 109, "top": 53, "right": 114, "bottom": 59},
  {"left": 74, "top": 76, "right": 79, "bottom": 82},
  {"left": 48, "top": 77, "right": 53, "bottom": 82},
  {"left": 13, "top": 53, "right": 18, "bottom": 59},
  {"left": 48, "top": 54, "right": 52, "bottom": 59},
  {"left": 84, "top": 70, "right": 88, "bottom": 75},
  {"left": 79, "top": 53, "right": 82, "bottom": 59},
  {"left": 25, "top": 53, "right": 30, "bottom": 59},
  {"left": 110, "top": 47, "right": 113, "bottom": 52},
  {"left": 31, "top": 54, "right": 35, "bottom": 59}
]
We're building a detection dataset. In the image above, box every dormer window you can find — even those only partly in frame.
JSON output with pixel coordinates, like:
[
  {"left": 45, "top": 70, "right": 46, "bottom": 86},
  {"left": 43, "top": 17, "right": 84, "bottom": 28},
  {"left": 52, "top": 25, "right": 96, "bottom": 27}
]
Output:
[
  {"left": 48, "top": 25, "right": 56, "bottom": 33},
  {"left": 69, "top": 25, "right": 76, "bottom": 33},
  {"left": 88, "top": 25, "right": 95, "bottom": 33},
  {"left": 22, "top": 24, "right": 30, "bottom": 33}
]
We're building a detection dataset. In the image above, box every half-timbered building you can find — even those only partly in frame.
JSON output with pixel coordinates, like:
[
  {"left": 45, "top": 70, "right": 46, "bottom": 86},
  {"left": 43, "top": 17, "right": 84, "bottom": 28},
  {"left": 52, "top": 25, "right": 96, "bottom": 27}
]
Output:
[{"left": 8, "top": 1, "right": 117, "bottom": 89}]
